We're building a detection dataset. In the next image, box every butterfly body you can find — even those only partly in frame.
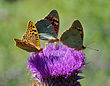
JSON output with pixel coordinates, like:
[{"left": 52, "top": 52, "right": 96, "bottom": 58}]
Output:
[
  {"left": 14, "top": 21, "right": 43, "bottom": 53},
  {"left": 48, "top": 38, "right": 59, "bottom": 43}
]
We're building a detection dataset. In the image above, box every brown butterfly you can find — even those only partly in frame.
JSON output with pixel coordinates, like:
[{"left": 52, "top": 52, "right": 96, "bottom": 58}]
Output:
[
  {"left": 60, "top": 20, "right": 86, "bottom": 50},
  {"left": 14, "top": 21, "right": 43, "bottom": 53}
]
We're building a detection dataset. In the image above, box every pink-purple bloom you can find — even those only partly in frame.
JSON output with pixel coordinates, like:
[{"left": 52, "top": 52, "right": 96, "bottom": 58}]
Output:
[{"left": 27, "top": 42, "right": 85, "bottom": 86}]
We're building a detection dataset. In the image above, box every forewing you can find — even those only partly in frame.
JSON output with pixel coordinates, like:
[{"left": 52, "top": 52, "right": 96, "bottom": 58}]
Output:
[
  {"left": 72, "top": 20, "right": 83, "bottom": 40},
  {"left": 35, "top": 20, "right": 57, "bottom": 40},
  {"left": 44, "top": 10, "right": 59, "bottom": 36},
  {"left": 60, "top": 28, "right": 83, "bottom": 49},
  {"left": 22, "top": 21, "right": 40, "bottom": 46}
]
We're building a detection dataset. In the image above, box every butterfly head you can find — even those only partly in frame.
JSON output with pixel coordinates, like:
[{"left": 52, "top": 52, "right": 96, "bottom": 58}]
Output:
[
  {"left": 36, "top": 46, "right": 43, "bottom": 51},
  {"left": 82, "top": 45, "right": 86, "bottom": 49},
  {"left": 48, "top": 37, "right": 59, "bottom": 43}
]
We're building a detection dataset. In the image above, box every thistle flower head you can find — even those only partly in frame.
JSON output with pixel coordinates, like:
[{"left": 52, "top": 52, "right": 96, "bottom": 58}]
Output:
[{"left": 27, "top": 43, "right": 85, "bottom": 86}]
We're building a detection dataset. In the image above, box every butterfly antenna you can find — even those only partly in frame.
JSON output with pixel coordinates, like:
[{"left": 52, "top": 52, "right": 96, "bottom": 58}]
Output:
[
  {"left": 84, "top": 41, "right": 99, "bottom": 51},
  {"left": 86, "top": 46, "right": 99, "bottom": 51},
  {"left": 85, "top": 41, "right": 96, "bottom": 46}
]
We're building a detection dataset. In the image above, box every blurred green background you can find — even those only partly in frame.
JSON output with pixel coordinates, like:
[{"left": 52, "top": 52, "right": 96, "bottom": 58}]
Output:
[{"left": 0, "top": 0, "right": 110, "bottom": 86}]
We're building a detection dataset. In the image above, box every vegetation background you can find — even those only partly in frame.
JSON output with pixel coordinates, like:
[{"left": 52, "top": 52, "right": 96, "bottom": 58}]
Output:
[{"left": 0, "top": 0, "right": 110, "bottom": 86}]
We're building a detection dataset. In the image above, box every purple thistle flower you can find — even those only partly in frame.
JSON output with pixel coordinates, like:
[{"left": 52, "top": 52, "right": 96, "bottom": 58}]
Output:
[{"left": 27, "top": 43, "right": 85, "bottom": 86}]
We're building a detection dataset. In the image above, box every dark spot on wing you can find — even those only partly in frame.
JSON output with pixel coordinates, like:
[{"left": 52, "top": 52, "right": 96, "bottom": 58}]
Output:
[
  {"left": 32, "top": 30, "right": 36, "bottom": 32},
  {"left": 32, "top": 33, "right": 34, "bottom": 35},
  {"left": 31, "top": 25, "right": 32, "bottom": 27},
  {"left": 35, "top": 34, "right": 37, "bottom": 36}
]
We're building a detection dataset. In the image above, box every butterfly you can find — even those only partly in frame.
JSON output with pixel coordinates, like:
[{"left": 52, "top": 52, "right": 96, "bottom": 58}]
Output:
[
  {"left": 60, "top": 20, "right": 86, "bottom": 50},
  {"left": 36, "top": 18, "right": 85, "bottom": 50},
  {"left": 35, "top": 10, "right": 59, "bottom": 43},
  {"left": 35, "top": 10, "right": 85, "bottom": 50},
  {"left": 14, "top": 21, "right": 43, "bottom": 53}
]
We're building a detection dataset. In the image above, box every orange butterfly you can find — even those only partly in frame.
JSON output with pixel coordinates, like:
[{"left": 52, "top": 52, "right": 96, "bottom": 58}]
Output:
[{"left": 14, "top": 21, "right": 43, "bottom": 53}]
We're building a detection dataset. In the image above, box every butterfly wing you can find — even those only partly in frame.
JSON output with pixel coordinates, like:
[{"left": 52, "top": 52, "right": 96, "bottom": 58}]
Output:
[
  {"left": 60, "top": 20, "right": 84, "bottom": 50},
  {"left": 22, "top": 21, "right": 41, "bottom": 47},
  {"left": 14, "top": 21, "right": 43, "bottom": 52},
  {"left": 44, "top": 10, "right": 59, "bottom": 36},
  {"left": 72, "top": 20, "right": 83, "bottom": 40},
  {"left": 14, "top": 38, "right": 42, "bottom": 52},
  {"left": 35, "top": 20, "right": 57, "bottom": 40},
  {"left": 35, "top": 10, "right": 59, "bottom": 41}
]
